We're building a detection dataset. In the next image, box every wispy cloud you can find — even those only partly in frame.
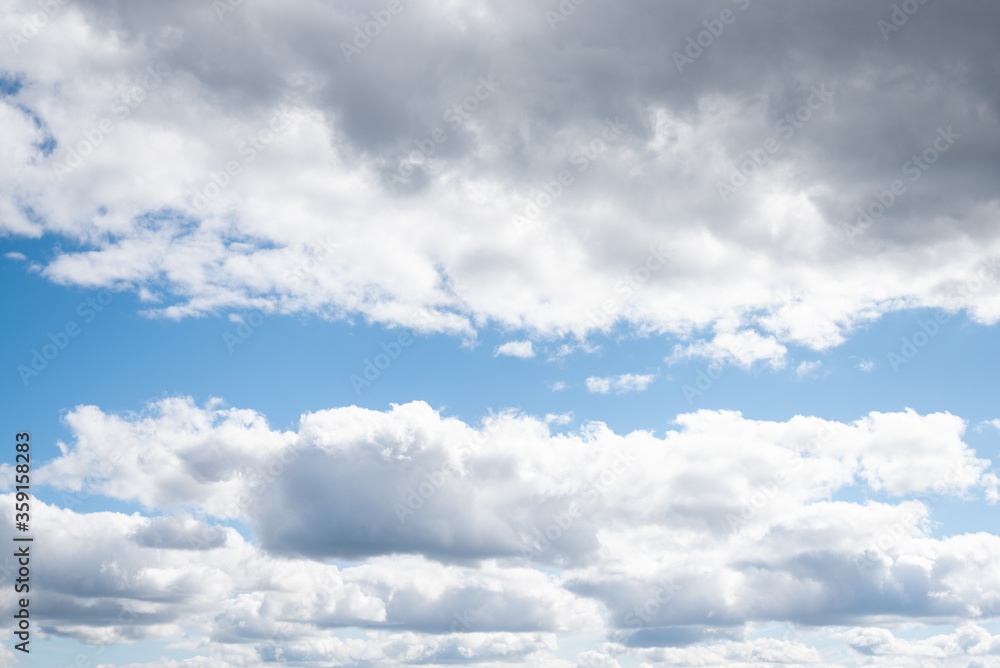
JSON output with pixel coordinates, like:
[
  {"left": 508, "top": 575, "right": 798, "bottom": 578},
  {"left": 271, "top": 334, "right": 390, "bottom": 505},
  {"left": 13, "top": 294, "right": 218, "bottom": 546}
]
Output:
[
  {"left": 586, "top": 373, "right": 656, "bottom": 394},
  {"left": 795, "top": 360, "right": 827, "bottom": 380},
  {"left": 495, "top": 340, "right": 535, "bottom": 358}
]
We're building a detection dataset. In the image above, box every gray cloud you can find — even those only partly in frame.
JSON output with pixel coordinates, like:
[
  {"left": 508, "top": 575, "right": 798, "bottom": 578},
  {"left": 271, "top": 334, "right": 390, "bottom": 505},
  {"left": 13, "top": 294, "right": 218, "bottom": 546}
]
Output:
[{"left": 1, "top": 0, "right": 998, "bottom": 357}]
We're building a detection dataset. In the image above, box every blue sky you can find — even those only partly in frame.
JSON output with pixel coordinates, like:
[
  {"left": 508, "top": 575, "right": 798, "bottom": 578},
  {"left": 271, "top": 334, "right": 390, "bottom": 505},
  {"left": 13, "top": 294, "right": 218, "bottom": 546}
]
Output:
[{"left": 3, "top": 1, "right": 1000, "bottom": 667}]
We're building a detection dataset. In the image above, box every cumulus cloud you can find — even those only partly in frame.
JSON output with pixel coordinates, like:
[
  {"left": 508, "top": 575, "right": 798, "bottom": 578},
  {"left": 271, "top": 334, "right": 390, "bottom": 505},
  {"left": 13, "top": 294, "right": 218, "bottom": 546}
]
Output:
[
  {"left": 0, "top": 497, "right": 599, "bottom": 652},
  {"left": 839, "top": 624, "right": 1000, "bottom": 665},
  {"left": 1, "top": 0, "right": 999, "bottom": 360},
  {"left": 608, "top": 636, "right": 826, "bottom": 667},
  {"left": 21, "top": 397, "right": 1000, "bottom": 658},
  {"left": 585, "top": 373, "right": 657, "bottom": 394},
  {"left": 495, "top": 340, "right": 535, "bottom": 358}
]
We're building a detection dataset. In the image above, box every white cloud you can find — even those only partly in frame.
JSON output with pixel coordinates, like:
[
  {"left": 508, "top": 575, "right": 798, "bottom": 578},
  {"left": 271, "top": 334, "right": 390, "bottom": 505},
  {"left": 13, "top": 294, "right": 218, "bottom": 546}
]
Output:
[
  {"left": 495, "top": 340, "right": 535, "bottom": 358},
  {"left": 3, "top": 251, "right": 26, "bottom": 261},
  {"left": 1, "top": 1, "right": 999, "bottom": 358},
  {"left": 585, "top": 377, "right": 612, "bottom": 394},
  {"left": 612, "top": 637, "right": 826, "bottom": 667},
  {"left": 858, "top": 359, "right": 875, "bottom": 372},
  {"left": 795, "top": 360, "right": 826, "bottom": 380},
  {"left": 668, "top": 330, "right": 788, "bottom": 369},
  {"left": 585, "top": 373, "right": 657, "bottom": 395},
  {"left": 977, "top": 419, "right": 1000, "bottom": 433},
  {"left": 839, "top": 624, "right": 1000, "bottom": 665},
  {"left": 28, "top": 398, "right": 1000, "bottom": 650},
  {"left": 0, "top": 496, "right": 600, "bottom": 652},
  {"left": 553, "top": 341, "right": 601, "bottom": 358},
  {"left": 550, "top": 381, "right": 568, "bottom": 392},
  {"left": 545, "top": 412, "right": 574, "bottom": 426}
]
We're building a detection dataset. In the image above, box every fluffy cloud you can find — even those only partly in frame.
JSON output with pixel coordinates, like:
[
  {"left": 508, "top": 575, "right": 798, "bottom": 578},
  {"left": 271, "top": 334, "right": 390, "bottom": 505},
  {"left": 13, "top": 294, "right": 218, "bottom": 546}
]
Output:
[
  {"left": 840, "top": 624, "right": 1000, "bottom": 667},
  {"left": 2, "top": 0, "right": 1000, "bottom": 362},
  {"left": 23, "top": 397, "right": 1000, "bottom": 659},
  {"left": 0, "top": 497, "right": 599, "bottom": 656}
]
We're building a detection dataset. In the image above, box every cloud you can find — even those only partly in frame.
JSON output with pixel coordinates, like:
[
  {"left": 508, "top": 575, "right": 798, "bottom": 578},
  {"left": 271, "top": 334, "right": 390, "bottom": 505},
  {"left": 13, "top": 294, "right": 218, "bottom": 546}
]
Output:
[
  {"left": 0, "top": 497, "right": 600, "bottom": 651},
  {"left": 27, "top": 397, "right": 1000, "bottom": 654},
  {"left": 794, "top": 360, "right": 827, "bottom": 380},
  {"left": 549, "top": 380, "right": 568, "bottom": 392},
  {"left": 3, "top": 251, "right": 26, "bottom": 261},
  {"left": 608, "top": 636, "right": 826, "bottom": 667},
  {"left": 545, "top": 412, "right": 574, "bottom": 426},
  {"left": 858, "top": 359, "right": 875, "bottom": 372},
  {"left": 495, "top": 340, "right": 535, "bottom": 358},
  {"left": 668, "top": 330, "right": 788, "bottom": 369},
  {"left": 586, "top": 373, "right": 657, "bottom": 394},
  {"left": 553, "top": 341, "right": 601, "bottom": 358},
  {"left": 839, "top": 624, "right": 1000, "bottom": 661},
  {"left": 1, "top": 1, "right": 999, "bottom": 357}
]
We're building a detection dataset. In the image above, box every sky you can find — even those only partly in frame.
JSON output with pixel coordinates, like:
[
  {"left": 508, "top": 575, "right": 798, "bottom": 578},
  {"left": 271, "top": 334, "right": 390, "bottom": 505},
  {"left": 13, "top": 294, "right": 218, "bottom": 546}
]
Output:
[{"left": 1, "top": 0, "right": 1000, "bottom": 666}]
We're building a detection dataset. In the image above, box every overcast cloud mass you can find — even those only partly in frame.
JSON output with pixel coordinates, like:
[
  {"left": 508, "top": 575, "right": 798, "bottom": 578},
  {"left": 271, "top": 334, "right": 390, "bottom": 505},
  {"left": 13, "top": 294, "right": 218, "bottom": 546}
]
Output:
[{"left": 1, "top": 0, "right": 1000, "bottom": 666}]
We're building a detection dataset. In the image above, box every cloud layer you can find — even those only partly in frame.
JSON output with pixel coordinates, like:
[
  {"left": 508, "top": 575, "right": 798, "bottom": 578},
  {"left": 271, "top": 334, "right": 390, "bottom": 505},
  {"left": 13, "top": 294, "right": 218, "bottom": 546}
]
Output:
[
  {"left": 2, "top": 0, "right": 1000, "bottom": 362},
  {"left": 7, "top": 397, "right": 997, "bottom": 664}
]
